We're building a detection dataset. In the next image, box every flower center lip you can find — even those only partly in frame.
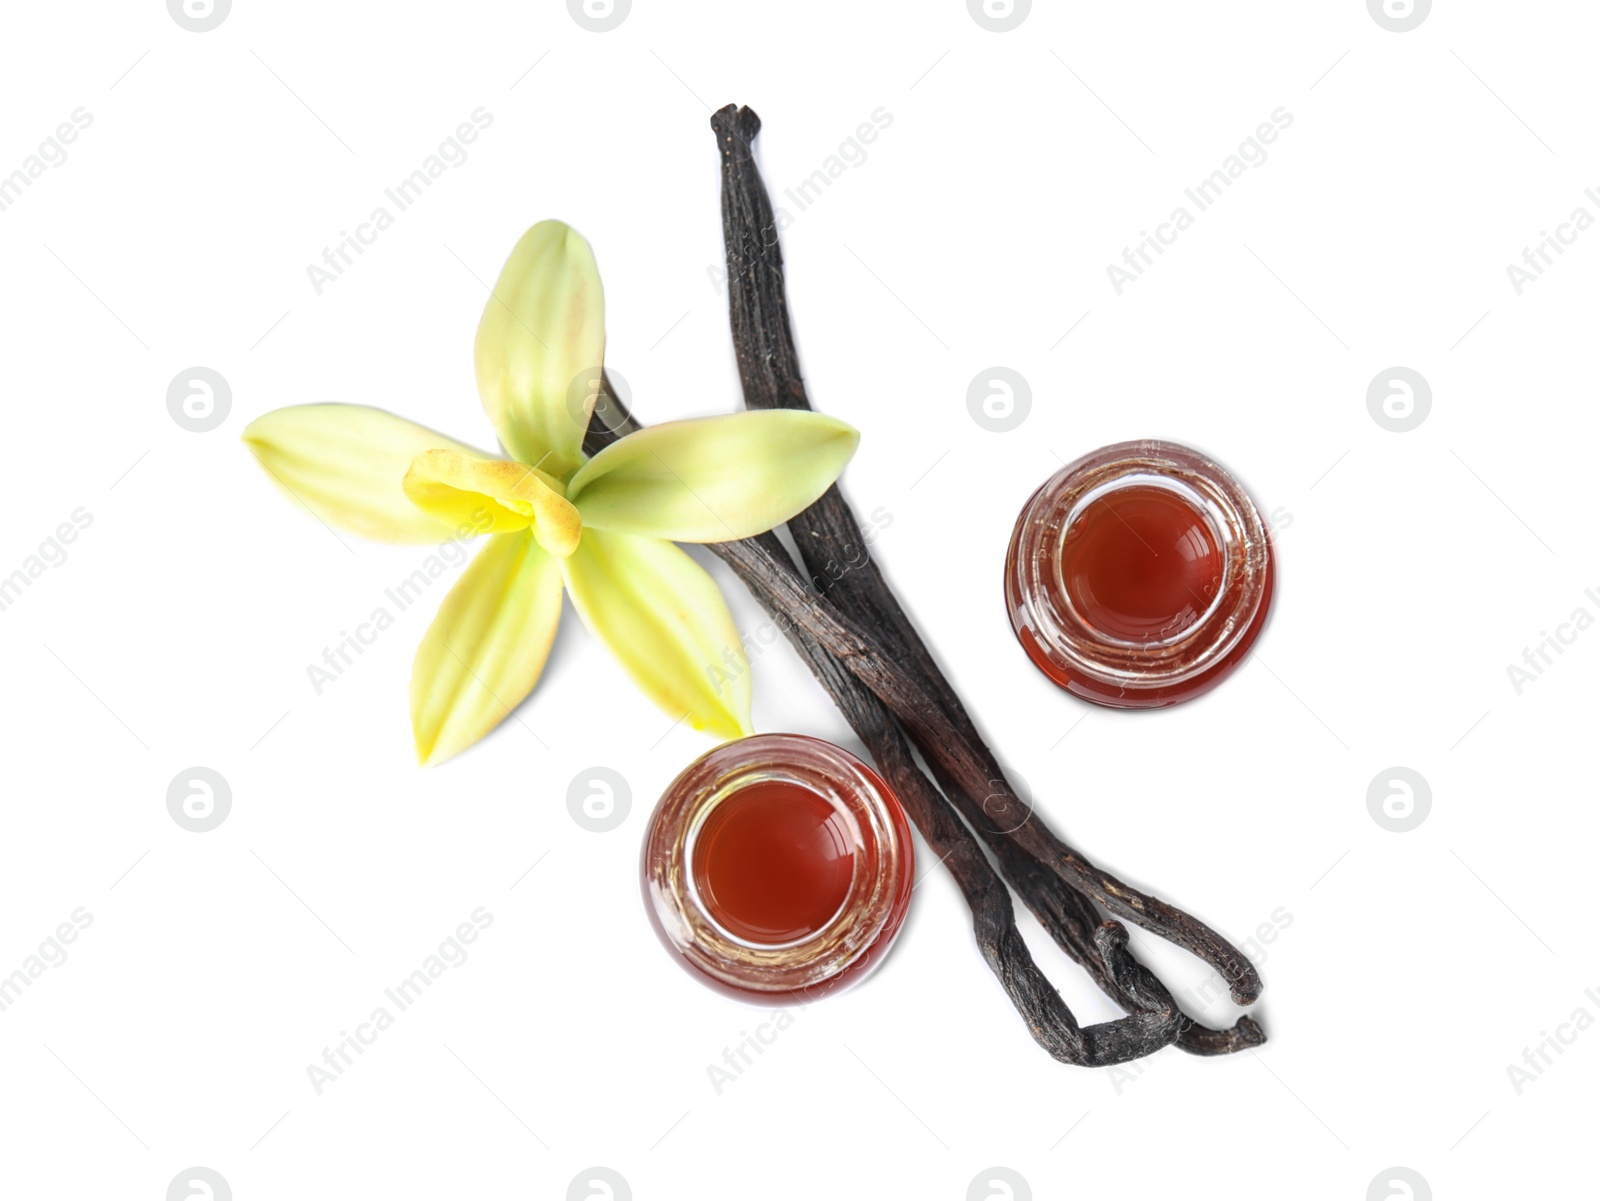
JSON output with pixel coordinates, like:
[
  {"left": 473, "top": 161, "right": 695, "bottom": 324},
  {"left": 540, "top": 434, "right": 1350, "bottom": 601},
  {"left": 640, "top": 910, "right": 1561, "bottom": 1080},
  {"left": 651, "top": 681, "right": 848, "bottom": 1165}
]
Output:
[{"left": 402, "top": 449, "right": 582, "bottom": 555}]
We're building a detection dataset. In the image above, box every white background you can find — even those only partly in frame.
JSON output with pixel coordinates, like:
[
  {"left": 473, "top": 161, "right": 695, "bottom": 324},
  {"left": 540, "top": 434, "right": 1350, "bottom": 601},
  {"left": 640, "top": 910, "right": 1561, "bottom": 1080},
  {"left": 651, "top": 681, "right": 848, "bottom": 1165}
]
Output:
[{"left": 1, "top": 2, "right": 1595, "bottom": 1198}]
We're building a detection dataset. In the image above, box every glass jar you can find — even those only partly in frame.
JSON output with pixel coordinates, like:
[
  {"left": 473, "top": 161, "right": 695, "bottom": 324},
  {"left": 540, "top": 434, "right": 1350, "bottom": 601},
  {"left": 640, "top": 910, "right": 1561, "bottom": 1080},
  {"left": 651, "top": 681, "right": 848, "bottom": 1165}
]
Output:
[
  {"left": 1005, "top": 439, "right": 1274, "bottom": 708},
  {"left": 641, "top": 734, "right": 915, "bottom": 1003}
]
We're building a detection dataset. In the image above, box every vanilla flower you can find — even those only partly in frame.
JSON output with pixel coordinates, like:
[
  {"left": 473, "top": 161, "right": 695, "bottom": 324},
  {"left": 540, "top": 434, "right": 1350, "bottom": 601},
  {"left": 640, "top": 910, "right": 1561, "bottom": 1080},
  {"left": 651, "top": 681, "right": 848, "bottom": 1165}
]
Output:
[{"left": 245, "top": 220, "right": 856, "bottom": 764}]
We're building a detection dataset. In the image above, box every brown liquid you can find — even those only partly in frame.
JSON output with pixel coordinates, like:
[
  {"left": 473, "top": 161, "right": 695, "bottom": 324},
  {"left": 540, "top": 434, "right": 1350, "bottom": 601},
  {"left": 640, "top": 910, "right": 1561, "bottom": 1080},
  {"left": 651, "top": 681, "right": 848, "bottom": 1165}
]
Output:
[{"left": 691, "top": 781, "right": 856, "bottom": 945}]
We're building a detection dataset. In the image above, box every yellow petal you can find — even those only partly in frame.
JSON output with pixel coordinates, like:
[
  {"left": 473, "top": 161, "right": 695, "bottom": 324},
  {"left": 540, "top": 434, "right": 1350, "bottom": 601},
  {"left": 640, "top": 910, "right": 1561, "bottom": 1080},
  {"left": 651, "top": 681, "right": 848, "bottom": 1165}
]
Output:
[
  {"left": 243, "top": 405, "right": 489, "bottom": 544},
  {"left": 566, "top": 410, "right": 859, "bottom": 543},
  {"left": 475, "top": 220, "right": 605, "bottom": 478},
  {"left": 561, "top": 529, "right": 752, "bottom": 740},
  {"left": 410, "top": 530, "right": 564, "bottom": 766},
  {"left": 402, "top": 449, "right": 582, "bottom": 557}
]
